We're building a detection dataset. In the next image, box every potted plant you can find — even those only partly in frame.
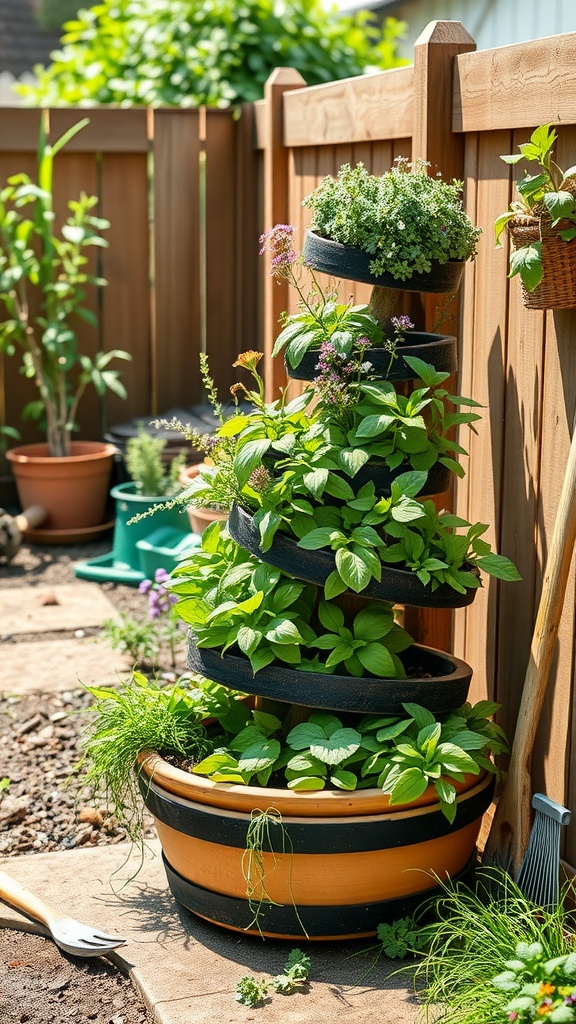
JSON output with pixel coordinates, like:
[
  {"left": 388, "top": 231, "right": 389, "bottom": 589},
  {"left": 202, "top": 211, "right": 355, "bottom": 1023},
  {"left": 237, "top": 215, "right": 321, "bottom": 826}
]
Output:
[
  {"left": 80, "top": 670, "right": 504, "bottom": 939},
  {"left": 301, "top": 158, "right": 481, "bottom": 296},
  {"left": 74, "top": 427, "right": 194, "bottom": 585},
  {"left": 261, "top": 223, "right": 461, "bottom": 381},
  {"left": 0, "top": 115, "right": 131, "bottom": 534},
  {"left": 494, "top": 123, "right": 576, "bottom": 309},
  {"left": 80, "top": 197, "right": 516, "bottom": 940}
]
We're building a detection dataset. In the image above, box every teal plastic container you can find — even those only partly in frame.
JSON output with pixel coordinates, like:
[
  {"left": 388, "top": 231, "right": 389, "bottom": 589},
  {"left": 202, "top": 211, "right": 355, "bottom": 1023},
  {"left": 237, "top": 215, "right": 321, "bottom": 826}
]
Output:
[{"left": 74, "top": 481, "right": 191, "bottom": 585}]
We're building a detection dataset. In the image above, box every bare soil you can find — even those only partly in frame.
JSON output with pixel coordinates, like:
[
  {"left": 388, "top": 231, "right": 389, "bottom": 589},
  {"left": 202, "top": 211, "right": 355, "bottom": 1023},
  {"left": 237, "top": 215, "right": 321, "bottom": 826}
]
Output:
[{"left": 0, "top": 538, "right": 168, "bottom": 1024}]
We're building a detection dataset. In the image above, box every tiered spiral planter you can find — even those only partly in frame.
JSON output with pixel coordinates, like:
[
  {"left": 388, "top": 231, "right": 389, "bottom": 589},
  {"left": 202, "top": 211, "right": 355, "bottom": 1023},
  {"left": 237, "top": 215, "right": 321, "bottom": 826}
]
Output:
[{"left": 139, "top": 235, "right": 494, "bottom": 940}]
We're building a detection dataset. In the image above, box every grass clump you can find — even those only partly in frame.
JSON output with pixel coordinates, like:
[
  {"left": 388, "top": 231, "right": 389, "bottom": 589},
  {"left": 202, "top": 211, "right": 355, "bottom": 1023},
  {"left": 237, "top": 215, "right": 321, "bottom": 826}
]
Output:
[
  {"left": 415, "top": 866, "right": 576, "bottom": 1024},
  {"left": 78, "top": 672, "right": 213, "bottom": 841}
]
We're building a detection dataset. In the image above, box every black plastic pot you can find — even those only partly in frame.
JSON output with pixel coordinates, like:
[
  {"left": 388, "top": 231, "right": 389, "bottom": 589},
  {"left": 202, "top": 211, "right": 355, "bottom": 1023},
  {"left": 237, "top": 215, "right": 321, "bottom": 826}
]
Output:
[
  {"left": 303, "top": 230, "right": 466, "bottom": 294},
  {"left": 188, "top": 636, "right": 472, "bottom": 713},
  {"left": 285, "top": 331, "right": 458, "bottom": 382},
  {"left": 228, "top": 503, "right": 480, "bottom": 609}
]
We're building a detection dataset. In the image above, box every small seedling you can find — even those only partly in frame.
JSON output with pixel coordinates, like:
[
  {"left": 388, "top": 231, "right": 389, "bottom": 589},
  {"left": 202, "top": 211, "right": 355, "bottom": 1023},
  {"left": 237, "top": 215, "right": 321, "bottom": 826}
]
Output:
[
  {"left": 377, "top": 916, "right": 429, "bottom": 959},
  {"left": 0, "top": 777, "right": 10, "bottom": 794},
  {"left": 235, "top": 949, "right": 311, "bottom": 1006}
]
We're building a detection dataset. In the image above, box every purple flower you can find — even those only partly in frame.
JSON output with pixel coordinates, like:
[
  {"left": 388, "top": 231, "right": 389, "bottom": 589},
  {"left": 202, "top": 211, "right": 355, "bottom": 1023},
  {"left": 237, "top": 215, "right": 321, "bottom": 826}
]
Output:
[
  {"left": 391, "top": 315, "right": 415, "bottom": 332},
  {"left": 139, "top": 579, "right": 152, "bottom": 594},
  {"left": 154, "top": 568, "right": 170, "bottom": 583}
]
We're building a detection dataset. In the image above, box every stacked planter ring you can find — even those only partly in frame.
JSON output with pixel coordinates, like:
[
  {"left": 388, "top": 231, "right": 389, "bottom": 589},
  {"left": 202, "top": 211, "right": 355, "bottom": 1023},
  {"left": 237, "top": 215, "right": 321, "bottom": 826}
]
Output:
[{"left": 141, "top": 232, "right": 490, "bottom": 939}]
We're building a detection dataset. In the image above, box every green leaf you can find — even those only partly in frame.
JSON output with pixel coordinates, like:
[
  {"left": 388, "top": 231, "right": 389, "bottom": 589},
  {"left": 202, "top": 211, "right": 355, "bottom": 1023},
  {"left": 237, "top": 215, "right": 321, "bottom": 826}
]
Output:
[
  {"left": 237, "top": 738, "right": 281, "bottom": 773},
  {"left": 236, "top": 626, "right": 260, "bottom": 656},
  {"left": 357, "top": 643, "right": 397, "bottom": 677},
  {"left": 339, "top": 448, "right": 370, "bottom": 476},
  {"left": 287, "top": 775, "right": 326, "bottom": 791},
  {"left": 318, "top": 600, "right": 345, "bottom": 632},
  {"left": 298, "top": 527, "right": 338, "bottom": 551},
  {"left": 234, "top": 438, "right": 272, "bottom": 487},
  {"left": 309, "top": 727, "right": 362, "bottom": 766},
  {"left": 402, "top": 703, "right": 436, "bottom": 730},
  {"left": 388, "top": 768, "right": 429, "bottom": 804},
  {"left": 335, "top": 547, "right": 371, "bottom": 592},
  {"left": 353, "top": 604, "right": 393, "bottom": 641},
  {"left": 508, "top": 243, "right": 543, "bottom": 291},
  {"left": 324, "top": 570, "right": 348, "bottom": 600},
  {"left": 330, "top": 769, "right": 358, "bottom": 790},
  {"left": 476, "top": 554, "right": 522, "bottom": 581}
]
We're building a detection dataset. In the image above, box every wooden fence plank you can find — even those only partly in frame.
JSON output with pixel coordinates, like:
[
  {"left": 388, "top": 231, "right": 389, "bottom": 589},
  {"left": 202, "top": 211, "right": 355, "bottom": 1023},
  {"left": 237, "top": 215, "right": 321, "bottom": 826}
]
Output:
[
  {"left": 100, "top": 150, "right": 151, "bottom": 428},
  {"left": 234, "top": 104, "right": 262, "bottom": 359},
  {"left": 459, "top": 130, "right": 512, "bottom": 705},
  {"left": 454, "top": 33, "right": 576, "bottom": 133},
  {"left": 152, "top": 109, "right": 201, "bottom": 414},
  {"left": 283, "top": 67, "right": 413, "bottom": 147}
]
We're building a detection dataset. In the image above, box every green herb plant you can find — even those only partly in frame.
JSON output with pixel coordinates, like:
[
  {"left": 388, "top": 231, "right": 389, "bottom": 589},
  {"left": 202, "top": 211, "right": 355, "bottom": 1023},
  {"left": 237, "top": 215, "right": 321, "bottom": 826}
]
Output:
[
  {"left": 125, "top": 427, "right": 185, "bottom": 497},
  {"left": 236, "top": 949, "right": 311, "bottom": 1006},
  {"left": 416, "top": 867, "right": 576, "bottom": 1024},
  {"left": 191, "top": 699, "right": 507, "bottom": 823},
  {"left": 303, "top": 159, "right": 481, "bottom": 282},
  {"left": 376, "top": 915, "right": 430, "bottom": 959},
  {"left": 495, "top": 123, "right": 576, "bottom": 292},
  {"left": 0, "top": 116, "right": 130, "bottom": 457}
]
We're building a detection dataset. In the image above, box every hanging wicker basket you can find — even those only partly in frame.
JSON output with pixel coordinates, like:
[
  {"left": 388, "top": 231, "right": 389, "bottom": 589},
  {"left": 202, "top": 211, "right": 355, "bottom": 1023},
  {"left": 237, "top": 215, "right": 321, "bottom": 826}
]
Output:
[{"left": 508, "top": 213, "right": 576, "bottom": 310}]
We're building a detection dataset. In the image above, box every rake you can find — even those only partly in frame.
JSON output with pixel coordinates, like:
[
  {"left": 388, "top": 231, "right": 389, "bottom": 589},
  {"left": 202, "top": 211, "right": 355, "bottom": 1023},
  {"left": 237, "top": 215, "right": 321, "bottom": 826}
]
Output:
[{"left": 516, "top": 794, "right": 571, "bottom": 909}]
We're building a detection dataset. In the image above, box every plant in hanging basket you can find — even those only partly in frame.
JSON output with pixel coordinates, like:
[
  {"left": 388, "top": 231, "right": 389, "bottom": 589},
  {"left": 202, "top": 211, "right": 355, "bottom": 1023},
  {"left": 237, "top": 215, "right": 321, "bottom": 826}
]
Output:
[
  {"left": 301, "top": 159, "right": 481, "bottom": 291},
  {"left": 495, "top": 123, "right": 576, "bottom": 310}
]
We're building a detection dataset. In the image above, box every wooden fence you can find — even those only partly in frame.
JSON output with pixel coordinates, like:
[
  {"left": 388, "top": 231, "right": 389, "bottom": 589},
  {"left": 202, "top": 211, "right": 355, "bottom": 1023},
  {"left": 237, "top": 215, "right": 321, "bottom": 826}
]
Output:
[
  {"left": 0, "top": 105, "right": 261, "bottom": 441},
  {"left": 253, "top": 24, "right": 576, "bottom": 866}
]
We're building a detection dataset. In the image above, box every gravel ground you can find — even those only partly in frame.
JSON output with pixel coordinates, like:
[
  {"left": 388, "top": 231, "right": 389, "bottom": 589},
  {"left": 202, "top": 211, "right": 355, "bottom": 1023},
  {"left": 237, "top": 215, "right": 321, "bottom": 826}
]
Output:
[
  {"left": 0, "top": 538, "right": 183, "bottom": 859},
  {"left": 0, "top": 538, "right": 174, "bottom": 1022}
]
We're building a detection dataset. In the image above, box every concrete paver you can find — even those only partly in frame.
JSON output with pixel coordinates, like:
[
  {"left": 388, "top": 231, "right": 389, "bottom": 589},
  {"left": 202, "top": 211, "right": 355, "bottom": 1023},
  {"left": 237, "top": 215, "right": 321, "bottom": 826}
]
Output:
[
  {"left": 0, "top": 583, "right": 119, "bottom": 635},
  {"left": 0, "top": 843, "right": 421, "bottom": 1024},
  {"left": 1, "top": 637, "right": 132, "bottom": 694}
]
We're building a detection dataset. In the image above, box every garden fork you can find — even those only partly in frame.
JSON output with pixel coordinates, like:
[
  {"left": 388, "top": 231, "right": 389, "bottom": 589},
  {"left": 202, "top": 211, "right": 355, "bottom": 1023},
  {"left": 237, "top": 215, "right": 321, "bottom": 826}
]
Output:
[{"left": 0, "top": 868, "right": 127, "bottom": 958}]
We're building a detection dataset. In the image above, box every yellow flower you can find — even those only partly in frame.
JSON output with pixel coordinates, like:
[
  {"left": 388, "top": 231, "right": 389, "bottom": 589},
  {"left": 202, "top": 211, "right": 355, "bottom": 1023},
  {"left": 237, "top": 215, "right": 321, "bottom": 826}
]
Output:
[
  {"left": 538, "top": 984, "right": 556, "bottom": 997},
  {"left": 233, "top": 350, "right": 263, "bottom": 371}
]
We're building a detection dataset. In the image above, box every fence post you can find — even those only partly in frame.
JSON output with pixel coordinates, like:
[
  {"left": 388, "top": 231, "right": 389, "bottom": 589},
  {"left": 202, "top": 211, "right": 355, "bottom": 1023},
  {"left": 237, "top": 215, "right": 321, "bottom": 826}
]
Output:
[
  {"left": 405, "top": 21, "right": 477, "bottom": 653},
  {"left": 261, "top": 67, "right": 306, "bottom": 400}
]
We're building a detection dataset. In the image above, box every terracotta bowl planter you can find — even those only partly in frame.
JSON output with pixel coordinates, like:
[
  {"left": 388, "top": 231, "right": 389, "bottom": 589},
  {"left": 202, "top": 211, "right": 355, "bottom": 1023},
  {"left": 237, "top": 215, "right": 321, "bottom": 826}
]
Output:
[
  {"left": 227, "top": 503, "right": 480, "bottom": 609},
  {"left": 138, "top": 752, "right": 494, "bottom": 940},
  {"left": 6, "top": 441, "right": 116, "bottom": 534},
  {"left": 178, "top": 464, "right": 229, "bottom": 535},
  {"left": 303, "top": 230, "right": 466, "bottom": 294},
  {"left": 285, "top": 331, "right": 458, "bottom": 383},
  {"left": 187, "top": 636, "right": 472, "bottom": 715}
]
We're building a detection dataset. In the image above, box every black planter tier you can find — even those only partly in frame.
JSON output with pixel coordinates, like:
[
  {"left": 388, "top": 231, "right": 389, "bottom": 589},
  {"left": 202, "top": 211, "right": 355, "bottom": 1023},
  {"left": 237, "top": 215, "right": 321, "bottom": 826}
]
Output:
[
  {"left": 228, "top": 503, "right": 480, "bottom": 609},
  {"left": 303, "top": 230, "right": 466, "bottom": 294},
  {"left": 285, "top": 331, "right": 458, "bottom": 382},
  {"left": 188, "top": 637, "right": 472, "bottom": 714}
]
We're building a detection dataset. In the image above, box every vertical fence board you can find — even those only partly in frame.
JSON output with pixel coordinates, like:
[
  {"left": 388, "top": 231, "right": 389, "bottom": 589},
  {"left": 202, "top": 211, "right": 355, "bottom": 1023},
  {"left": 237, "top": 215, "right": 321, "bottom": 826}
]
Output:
[
  {"left": 234, "top": 104, "right": 261, "bottom": 358},
  {"left": 152, "top": 109, "right": 201, "bottom": 414},
  {"left": 460, "top": 130, "right": 512, "bottom": 705},
  {"left": 100, "top": 150, "right": 151, "bottom": 428}
]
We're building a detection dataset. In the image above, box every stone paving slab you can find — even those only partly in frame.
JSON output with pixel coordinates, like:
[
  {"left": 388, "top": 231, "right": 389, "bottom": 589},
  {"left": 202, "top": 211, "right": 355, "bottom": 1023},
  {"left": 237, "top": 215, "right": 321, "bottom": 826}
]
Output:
[
  {"left": 0, "top": 843, "right": 421, "bottom": 1024},
  {"left": 0, "top": 583, "right": 119, "bottom": 636},
  {"left": 1, "top": 637, "right": 132, "bottom": 694}
]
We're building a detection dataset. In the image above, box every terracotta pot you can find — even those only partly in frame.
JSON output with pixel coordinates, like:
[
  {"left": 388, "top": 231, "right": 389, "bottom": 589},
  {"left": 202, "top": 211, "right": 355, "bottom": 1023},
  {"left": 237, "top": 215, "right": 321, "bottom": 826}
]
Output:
[
  {"left": 285, "top": 331, "right": 458, "bottom": 382},
  {"left": 187, "top": 636, "right": 472, "bottom": 715},
  {"left": 138, "top": 752, "right": 494, "bottom": 940},
  {"left": 227, "top": 503, "right": 480, "bottom": 609},
  {"left": 178, "top": 464, "right": 229, "bottom": 535},
  {"left": 6, "top": 442, "right": 116, "bottom": 532},
  {"left": 303, "top": 230, "right": 466, "bottom": 294}
]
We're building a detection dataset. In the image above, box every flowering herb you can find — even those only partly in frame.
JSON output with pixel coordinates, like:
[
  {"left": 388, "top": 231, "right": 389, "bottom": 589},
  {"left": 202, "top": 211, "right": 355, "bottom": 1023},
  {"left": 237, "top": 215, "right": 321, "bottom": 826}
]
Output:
[
  {"left": 492, "top": 941, "right": 576, "bottom": 1022},
  {"left": 303, "top": 158, "right": 481, "bottom": 281},
  {"left": 261, "top": 223, "right": 413, "bottom": 372}
]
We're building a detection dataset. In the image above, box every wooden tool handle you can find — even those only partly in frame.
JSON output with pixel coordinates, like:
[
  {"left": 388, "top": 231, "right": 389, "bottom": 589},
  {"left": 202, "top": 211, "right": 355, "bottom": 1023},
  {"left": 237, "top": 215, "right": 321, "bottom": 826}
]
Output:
[
  {"left": 0, "top": 868, "right": 57, "bottom": 928},
  {"left": 485, "top": 416, "right": 576, "bottom": 874},
  {"left": 15, "top": 505, "right": 46, "bottom": 531}
]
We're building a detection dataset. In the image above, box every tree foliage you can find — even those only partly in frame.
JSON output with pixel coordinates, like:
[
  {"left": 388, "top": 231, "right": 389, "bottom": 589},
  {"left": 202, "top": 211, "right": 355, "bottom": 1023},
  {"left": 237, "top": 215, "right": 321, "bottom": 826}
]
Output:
[{"left": 19, "top": 0, "right": 408, "bottom": 108}]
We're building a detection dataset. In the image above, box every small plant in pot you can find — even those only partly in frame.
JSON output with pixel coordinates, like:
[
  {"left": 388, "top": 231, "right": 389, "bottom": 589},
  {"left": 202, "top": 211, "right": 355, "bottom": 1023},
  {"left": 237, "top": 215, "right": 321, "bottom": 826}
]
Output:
[
  {"left": 301, "top": 158, "right": 481, "bottom": 296},
  {"left": 75, "top": 427, "right": 193, "bottom": 586},
  {"left": 0, "top": 115, "right": 131, "bottom": 532},
  {"left": 261, "top": 223, "right": 462, "bottom": 381},
  {"left": 495, "top": 122, "right": 576, "bottom": 309}
]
